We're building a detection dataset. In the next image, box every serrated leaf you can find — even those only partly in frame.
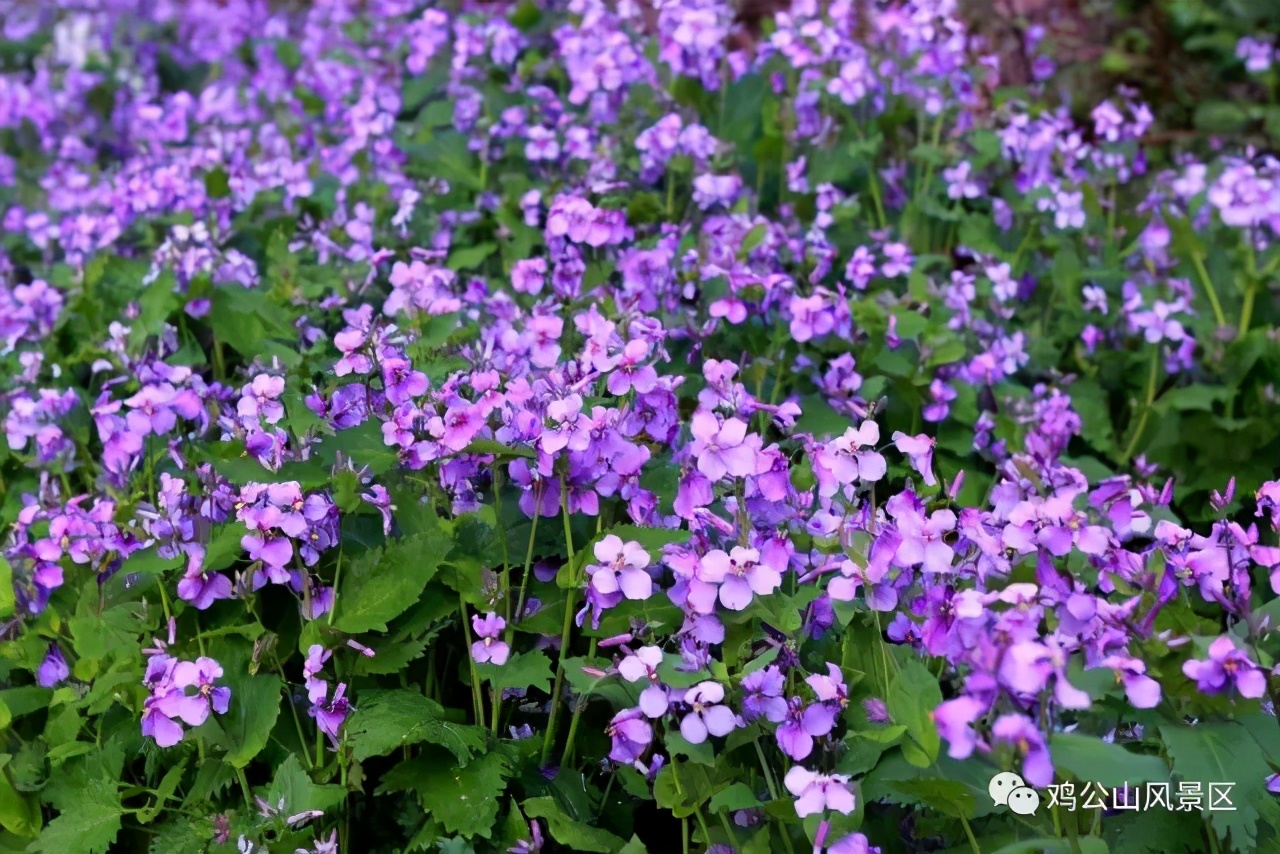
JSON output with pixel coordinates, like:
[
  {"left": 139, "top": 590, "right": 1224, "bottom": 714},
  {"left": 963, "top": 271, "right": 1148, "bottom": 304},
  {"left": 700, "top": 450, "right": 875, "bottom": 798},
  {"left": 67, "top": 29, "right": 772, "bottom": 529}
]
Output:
[
  {"left": 347, "top": 689, "right": 487, "bottom": 763},
  {"left": 334, "top": 525, "right": 450, "bottom": 634},
  {"left": 1161, "top": 721, "right": 1277, "bottom": 849},
  {"left": 523, "top": 796, "right": 628, "bottom": 853},
  {"left": 137, "top": 759, "right": 187, "bottom": 824},
  {"left": 381, "top": 751, "right": 509, "bottom": 839},
  {"left": 28, "top": 779, "right": 121, "bottom": 854}
]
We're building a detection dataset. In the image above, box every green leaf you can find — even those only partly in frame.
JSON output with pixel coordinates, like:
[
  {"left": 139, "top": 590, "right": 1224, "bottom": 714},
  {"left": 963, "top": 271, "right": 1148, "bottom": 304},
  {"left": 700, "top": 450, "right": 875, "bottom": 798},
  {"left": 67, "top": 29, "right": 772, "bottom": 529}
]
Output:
[
  {"left": 1161, "top": 721, "right": 1279, "bottom": 849},
  {"left": 708, "top": 783, "right": 762, "bottom": 814},
  {"left": 28, "top": 779, "right": 121, "bottom": 854},
  {"left": 381, "top": 751, "right": 509, "bottom": 838},
  {"left": 334, "top": 525, "right": 450, "bottom": 634},
  {"left": 0, "top": 775, "right": 39, "bottom": 838},
  {"left": 207, "top": 285, "right": 296, "bottom": 362},
  {"left": 218, "top": 675, "right": 282, "bottom": 768},
  {"left": 68, "top": 605, "right": 145, "bottom": 662},
  {"left": 1049, "top": 733, "right": 1168, "bottom": 788},
  {"left": 476, "top": 651, "right": 553, "bottom": 694},
  {"left": 523, "top": 796, "right": 628, "bottom": 853},
  {"left": 989, "top": 838, "right": 1107, "bottom": 854},
  {"left": 884, "top": 779, "right": 973, "bottom": 819},
  {"left": 136, "top": 759, "right": 187, "bottom": 824},
  {"left": 347, "top": 689, "right": 487, "bottom": 764},
  {"left": 447, "top": 242, "right": 497, "bottom": 271},
  {"left": 0, "top": 557, "right": 13, "bottom": 620},
  {"left": 887, "top": 660, "right": 942, "bottom": 768},
  {"left": 267, "top": 754, "right": 345, "bottom": 815}
]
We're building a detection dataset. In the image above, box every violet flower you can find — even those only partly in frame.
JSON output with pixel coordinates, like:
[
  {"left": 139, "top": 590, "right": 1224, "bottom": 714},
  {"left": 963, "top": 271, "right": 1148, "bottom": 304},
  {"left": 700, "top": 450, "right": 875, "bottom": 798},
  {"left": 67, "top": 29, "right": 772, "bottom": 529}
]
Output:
[{"left": 471, "top": 613, "right": 510, "bottom": 665}]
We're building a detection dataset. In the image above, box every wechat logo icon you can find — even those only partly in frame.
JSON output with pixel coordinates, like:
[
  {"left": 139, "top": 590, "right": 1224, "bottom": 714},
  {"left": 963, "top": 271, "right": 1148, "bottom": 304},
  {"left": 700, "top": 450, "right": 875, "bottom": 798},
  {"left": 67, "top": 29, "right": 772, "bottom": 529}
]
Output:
[{"left": 989, "top": 772, "right": 1040, "bottom": 816}]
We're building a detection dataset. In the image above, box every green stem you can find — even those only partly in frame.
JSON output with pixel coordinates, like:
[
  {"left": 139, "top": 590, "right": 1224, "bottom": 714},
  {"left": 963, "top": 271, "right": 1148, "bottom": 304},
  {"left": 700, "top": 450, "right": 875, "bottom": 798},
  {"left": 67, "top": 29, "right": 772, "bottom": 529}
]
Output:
[
  {"left": 561, "top": 637, "right": 597, "bottom": 767},
  {"left": 753, "top": 739, "right": 796, "bottom": 854},
  {"left": 493, "top": 468, "right": 513, "bottom": 623},
  {"left": 716, "top": 809, "right": 740, "bottom": 850},
  {"left": 1121, "top": 346, "right": 1160, "bottom": 463},
  {"left": 681, "top": 818, "right": 689, "bottom": 854},
  {"left": 235, "top": 768, "right": 252, "bottom": 809},
  {"left": 958, "top": 813, "right": 982, "bottom": 854},
  {"left": 276, "top": 659, "right": 314, "bottom": 770},
  {"left": 1064, "top": 807, "right": 1083, "bottom": 854},
  {"left": 509, "top": 488, "right": 542, "bottom": 641},
  {"left": 753, "top": 738, "right": 780, "bottom": 801},
  {"left": 326, "top": 546, "right": 343, "bottom": 627},
  {"left": 915, "top": 112, "right": 946, "bottom": 204},
  {"left": 1189, "top": 247, "right": 1228, "bottom": 329},
  {"left": 1206, "top": 821, "right": 1222, "bottom": 854},
  {"left": 459, "top": 592, "right": 486, "bottom": 724},
  {"left": 1240, "top": 247, "right": 1260, "bottom": 334},
  {"left": 540, "top": 485, "right": 578, "bottom": 767}
]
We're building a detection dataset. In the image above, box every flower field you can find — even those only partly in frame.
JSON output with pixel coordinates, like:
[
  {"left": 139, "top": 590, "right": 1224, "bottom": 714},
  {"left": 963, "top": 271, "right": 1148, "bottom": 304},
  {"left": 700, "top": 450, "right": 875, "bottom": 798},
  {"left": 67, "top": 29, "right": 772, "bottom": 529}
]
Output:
[{"left": 4, "top": 2, "right": 1280, "bottom": 853}]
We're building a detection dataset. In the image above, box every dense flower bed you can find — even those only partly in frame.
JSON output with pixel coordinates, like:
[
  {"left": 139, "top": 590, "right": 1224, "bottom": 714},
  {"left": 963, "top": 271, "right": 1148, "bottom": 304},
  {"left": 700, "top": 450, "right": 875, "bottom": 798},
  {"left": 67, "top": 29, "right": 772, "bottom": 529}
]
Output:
[{"left": 4, "top": 2, "right": 1280, "bottom": 853}]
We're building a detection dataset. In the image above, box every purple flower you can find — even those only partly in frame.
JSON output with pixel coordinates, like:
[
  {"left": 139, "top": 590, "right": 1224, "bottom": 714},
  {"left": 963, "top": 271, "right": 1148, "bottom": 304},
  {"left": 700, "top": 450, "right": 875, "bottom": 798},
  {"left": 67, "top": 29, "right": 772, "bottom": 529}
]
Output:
[
  {"left": 932, "top": 696, "right": 987, "bottom": 759},
  {"left": 471, "top": 613, "right": 510, "bottom": 665},
  {"left": 991, "top": 714, "right": 1053, "bottom": 787},
  {"left": 310, "top": 682, "right": 351, "bottom": 747},
  {"left": 891, "top": 432, "right": 937, "bottom": 487},
  {"left": 606, "top": 708, "right": 653, "bottom": 764},
  {"left": 689, "top": 412, "right": 756, "bottom": 481},
  {"left": 617, "top": 646, "right": 669, "bottom": 718},
  {"left": 1182, "top": 636, "right": 1267, "bottom": 698},
  {"left": 37, "top": 644, "right": 69, "bottom": 687},
  {"left": 776, "top": 697, "right": 818, "bottom": 760},
  {"left": 741, "top": 666, "right": 787, "bottom": 723},
  {"left": 695, "top": 546, "right": 782, "bottom": 611},
  {"left": 589, "top": 535, "right": 653, "bottom": 600},
  {"left": 679, "top": 681, "right": 737, "bottom": 744},
  {"left": 176, "top": 546, "right": 234, "bottom": 610},
  {"left": 784, "top": 767, "right": 855, "bottom": 817}
]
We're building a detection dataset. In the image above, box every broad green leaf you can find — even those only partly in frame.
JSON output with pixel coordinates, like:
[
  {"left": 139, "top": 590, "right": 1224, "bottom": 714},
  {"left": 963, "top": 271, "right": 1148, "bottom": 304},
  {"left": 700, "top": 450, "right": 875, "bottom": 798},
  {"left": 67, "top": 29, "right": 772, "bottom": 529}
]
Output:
[
  {"left": 267, "top": 754, "right": 345, "bottom": 815},
  {"left": 447, "top": 242, "right": 496, "bottom": 271},
  {"left": 218, "top": 675, "right": 282, "bottom": 768},
  {"left": 380, "top": 751, "right": 509, "bottom": 839},
  {"left": 0, "top": 776, "right": 38, "bottom": 838},
  {"left": 884, "top": 779, "right": 973, "bottom": 818},
  {"left": 347, "top": 689, "right": 487, "bottom": 764},
  {"left": 334, "top": 524, "right": 450, "bottom": 634},
  {"left": 708, "top": 783, "right": 762, "bottom": 814},
  {"left": 28, "top": 779, "right": 121, "bottom": 854},
  {"left": 887, "top": 660, "right": 942, "bottom": 768},
  {"left": 1161, "top": 721, "right": 1280, "bottom": 849},
  {"left": 476, "top": 651, "right": 553, "bottom": 694},
  {"left": 523, "top": 796, "right": 628, "bottom": 853},
  {"left": 1049, "top": 733, "right": 1168, "bottom": 788}
]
